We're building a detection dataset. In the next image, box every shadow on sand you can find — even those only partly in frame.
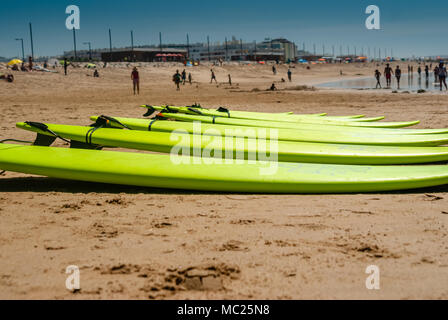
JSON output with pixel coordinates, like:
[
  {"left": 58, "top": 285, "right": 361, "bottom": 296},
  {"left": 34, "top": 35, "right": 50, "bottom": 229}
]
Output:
[{"left": 1, "top": 176, "right": 448, "bottom": 195}]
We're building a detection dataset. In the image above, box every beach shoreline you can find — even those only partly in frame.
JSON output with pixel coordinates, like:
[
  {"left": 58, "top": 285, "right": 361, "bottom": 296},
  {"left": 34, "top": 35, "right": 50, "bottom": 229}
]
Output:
[{"left": 0, "top": 62, "right": 447, "bottom": 299}]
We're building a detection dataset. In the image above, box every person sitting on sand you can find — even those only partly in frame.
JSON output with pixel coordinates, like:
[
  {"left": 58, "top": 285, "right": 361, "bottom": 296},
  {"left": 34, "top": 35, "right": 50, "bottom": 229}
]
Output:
[
  {"left": 438, "top": 62, "right": 447, "bottom": 91},
  {"left": 11, "top": 64, "right": 19, "bottom": 71},
  {"left": 0, "top": 73, "right": 14, "bottom": 82},
  {"left": 131, "top": 67, "right": 140, "bottom": 95},
  {"left": 93, "top": 69, "right": 99, "bottom": 78},
  {"left": 395, "top": 66, "right": 402, "bottom": 89},
  {"left": 173, "top": 70, "right": 182, "bottom": 90},
  {"left": 374, "top": 70, "right": 382, "bottom": 89},
  {"left": 20, "top": 63, "right": 27, "bottom": 72},
  {"left": 270, "top": 83, "right": 277, "bottom": 91}
]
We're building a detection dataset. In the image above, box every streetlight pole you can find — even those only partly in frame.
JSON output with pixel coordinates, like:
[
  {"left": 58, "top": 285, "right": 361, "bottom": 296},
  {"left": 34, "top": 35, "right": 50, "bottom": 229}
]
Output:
[
  {"left": 131, "top": 30, "right": 134, "bottom": 51},
  {"left": 186, "top": 34, "right": 190, "bottom": 60},
  {"left": 72, "top": 27, "right": 77, "bottom": 60},
  {"left": 83, "top": 42, "right": 92, "bottom": 60},
  {"left": 207, "top": 36, "right": 210, "bottom": 61},
  {"left": 109, "top": 29, "right": 112, "bottom": 61},
  {"left": 29, "top": 23, "right": 34, "bottom": 60},
  {"left": 15, "top": 38, "right": 25, "bottom": 61},
  {"left": 159, "top": 32, "right": 163, "bottom": 52},
  {"left": 225, "top": 37, "right": 228, "bottom": 61}
]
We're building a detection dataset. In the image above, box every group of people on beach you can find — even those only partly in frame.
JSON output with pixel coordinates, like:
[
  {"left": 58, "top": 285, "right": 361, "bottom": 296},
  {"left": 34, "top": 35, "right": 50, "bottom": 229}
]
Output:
[{"left": 375, "top": 62, "right": 447, "bottom": 91}]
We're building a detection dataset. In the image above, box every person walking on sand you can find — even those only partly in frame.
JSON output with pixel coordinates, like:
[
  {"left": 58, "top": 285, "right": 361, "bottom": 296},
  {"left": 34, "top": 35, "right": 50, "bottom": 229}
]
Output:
[
  {"left": 188, "top": 72, "right": 192, "bottom": 85},
  {"left": 417, "top": 66, "right": 422, "bottom": 78},
  {"left": 210, "top": 69, "right": 217, "bottom": 84},
  {"left": 181, "top": 69, "right": 186, "bottom": 85},
  {"left": 395, "top": 66, "right": 402, "bottom": 89},
  {"left": 425, "top": 65, "right": 429, "bottom": 79},
  {"left": 228, "top": 74, "right": 232, "bottom": 86},
  {"left": 375, "top": 69, "right": 382, "bottom": 88},
  {"left": 63, "top": 57, "right": 68, "bottom": 76},
  {"left": 131, "top": 67, "right": 140, "bottom": 95},
  {"left": 384, "top": 63, "right": 393, "bottom": 87},
  {"left": 438, "top": 62, "right": 447, "bottom": 91},
  {"left": 287, "top": 68, "right": 292, "bottom": 82},
  {"left": 272, "top": 65, "right": 277, "bottom": 75},
  {"left": 173, "top": 70, "right": 182, "bottom": 90}
]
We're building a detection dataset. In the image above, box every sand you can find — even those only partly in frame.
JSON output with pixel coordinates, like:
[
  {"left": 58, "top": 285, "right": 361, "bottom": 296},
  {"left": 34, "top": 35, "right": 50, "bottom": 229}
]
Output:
[{"left": 0, "top": 61, "right": 447, "bottom": 299}]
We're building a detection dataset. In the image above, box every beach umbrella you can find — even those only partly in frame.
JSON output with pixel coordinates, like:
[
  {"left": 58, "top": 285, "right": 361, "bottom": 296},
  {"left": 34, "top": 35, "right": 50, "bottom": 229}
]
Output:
[
  {"left": 8, "top": 59, "right": 22, "bottom": 66},
  {"left": 318, "top": 58, "right": 326, "bottom": 61}
]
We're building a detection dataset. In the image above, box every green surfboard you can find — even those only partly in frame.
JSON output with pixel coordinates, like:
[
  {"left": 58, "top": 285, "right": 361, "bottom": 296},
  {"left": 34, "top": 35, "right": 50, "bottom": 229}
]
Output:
[
  {"left": 89, "top": 116, "right": 448, "bottom": 146},
  {"left": 1, "top": 143, "right": 448, "bottom": 193},
  {"left": 17, "top": 122, "right": 448, "bottom": 165}
]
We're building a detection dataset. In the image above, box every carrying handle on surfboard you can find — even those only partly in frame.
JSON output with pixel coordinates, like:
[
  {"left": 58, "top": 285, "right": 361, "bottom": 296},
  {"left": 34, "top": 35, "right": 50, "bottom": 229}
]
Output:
[
  {"left": 92, "top": 115, "right": 132, "bottom": 130},
  {"left": 187, "top": 107, "right": 203, "bottom": 115},
  {"left": 24, "top": 121, "right": 71, "bottom": 144},
  {"left": 143, "top": 105, "right": 156, "bottom": 117},
  {"left": 216, "top": 107, "right": 231, "bottom": 117}
]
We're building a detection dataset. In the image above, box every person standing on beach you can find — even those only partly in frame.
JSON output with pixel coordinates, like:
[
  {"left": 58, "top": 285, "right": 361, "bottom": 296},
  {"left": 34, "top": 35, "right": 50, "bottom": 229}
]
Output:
[
  {"left": 425, "top": 65, "right": 429, "bottom": 78},
  {"left": 375, "top": 70, "right": 382, "bottom": 89},
  {"left": 434, "top": 65, "right": 439, "bottom": 83},
  {"left": 188, "top": 73, "right": 192, "bottom": 85},
  {"left": 228, "top": 74, "right": 232, "bottom": 86},
  {"left": 131, "top": 67, "right": 140, "bottom": 95},
  {"left": 417, "top": 66, "right": 421, "bottom": 78},
  {"left": 63, "top": 58, "right": 68, "bottom": 76},
  {"left": 210, "top": 69, "right": 217, "bottom": 84},
  {"left": 384, "top": 63, "right": 393, "bottom": 87},
  {"left": 287, "top": 68, "right": 292, "bottom": 82},
  {"left": 272, "top": 65, "right": 277, "bottom": 75},
  {"left": 438, "top": 62, "right": 447, "bottom": 91},
  {"left": 173, "top": 70, "right": 182, "bottom": 90},
  {"left": 28, "top": 56, "right": 33, "bottom": 71},
  {"left": 181, "top": 69, "right": 186, "bottom": 85},
  {"left": 395, "top": 66, "right": 402, "bottom": 89}
]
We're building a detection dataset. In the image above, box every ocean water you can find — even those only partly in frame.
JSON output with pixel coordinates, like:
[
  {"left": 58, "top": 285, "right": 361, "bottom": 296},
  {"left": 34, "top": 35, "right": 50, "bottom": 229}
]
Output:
[{"left": 318, "top": 73, "right": 447, "bottom": 92}]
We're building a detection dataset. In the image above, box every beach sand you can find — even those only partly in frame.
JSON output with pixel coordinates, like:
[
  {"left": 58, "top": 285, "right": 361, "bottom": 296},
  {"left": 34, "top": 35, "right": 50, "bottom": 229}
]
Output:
[{"left": 0, "top": 62, "right": 447, "bottom": 299}]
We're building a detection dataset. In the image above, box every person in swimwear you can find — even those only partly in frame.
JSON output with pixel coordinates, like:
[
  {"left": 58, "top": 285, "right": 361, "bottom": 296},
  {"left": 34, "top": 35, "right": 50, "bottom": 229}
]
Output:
[{"left": 384, "top": 63, "right": 393, "bottom": 87}]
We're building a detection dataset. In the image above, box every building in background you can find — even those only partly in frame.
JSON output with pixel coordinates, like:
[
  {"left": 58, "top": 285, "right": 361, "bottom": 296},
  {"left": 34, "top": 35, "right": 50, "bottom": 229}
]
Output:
[
  {"left": 61, "top": 37, "right": 299, "bottom": 62},
  {"left": 101, "top": 48, "right": 187, "bottom": 62}
]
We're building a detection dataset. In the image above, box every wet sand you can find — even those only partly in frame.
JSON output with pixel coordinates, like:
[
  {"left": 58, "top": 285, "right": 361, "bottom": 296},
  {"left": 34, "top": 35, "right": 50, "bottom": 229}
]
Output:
[{"left": 0, "top": 61, "right": 447, "bottom": 299}]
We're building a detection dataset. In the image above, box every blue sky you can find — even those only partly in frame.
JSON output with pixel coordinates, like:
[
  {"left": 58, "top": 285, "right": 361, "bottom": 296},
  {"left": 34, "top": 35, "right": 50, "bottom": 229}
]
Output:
[{"left": 0, "top": 0, "right": 447, "bottom": 58}]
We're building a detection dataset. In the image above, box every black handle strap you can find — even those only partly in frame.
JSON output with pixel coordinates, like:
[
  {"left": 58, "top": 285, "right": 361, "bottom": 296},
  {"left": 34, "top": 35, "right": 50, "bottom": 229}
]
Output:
[
  {"left": 143, "top": 105, "right": 156, "bottom": 117},
  {"left": 24, "top": 121, "right": 70, "bottom": 143},
  {"left": 187, "top": 107, "right": 203, "bottom": 115},
  {"left": 216, "top": 107, "right": 230, "bottom": 117}
]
